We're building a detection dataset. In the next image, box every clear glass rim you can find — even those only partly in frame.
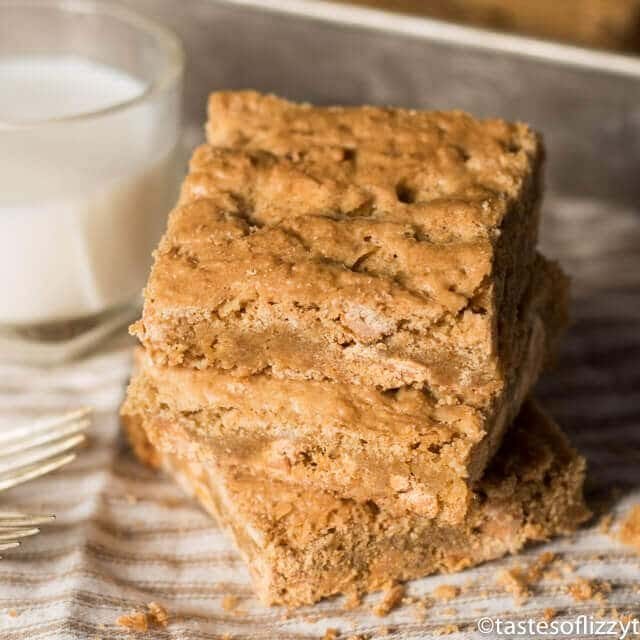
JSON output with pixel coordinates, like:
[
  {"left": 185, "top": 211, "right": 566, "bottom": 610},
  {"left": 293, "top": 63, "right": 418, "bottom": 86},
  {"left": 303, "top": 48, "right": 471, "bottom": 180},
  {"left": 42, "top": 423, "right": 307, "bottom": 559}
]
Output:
[{"left": 0, "top": 0, "right": 185, "bottom": 130}]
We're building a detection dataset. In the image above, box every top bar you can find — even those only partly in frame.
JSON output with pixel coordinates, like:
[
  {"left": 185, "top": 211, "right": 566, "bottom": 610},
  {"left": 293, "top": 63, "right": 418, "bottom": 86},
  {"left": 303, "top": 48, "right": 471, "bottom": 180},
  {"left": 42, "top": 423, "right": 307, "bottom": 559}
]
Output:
[{"left": 134, "top": 92, "right": 543, "bottom": 408}]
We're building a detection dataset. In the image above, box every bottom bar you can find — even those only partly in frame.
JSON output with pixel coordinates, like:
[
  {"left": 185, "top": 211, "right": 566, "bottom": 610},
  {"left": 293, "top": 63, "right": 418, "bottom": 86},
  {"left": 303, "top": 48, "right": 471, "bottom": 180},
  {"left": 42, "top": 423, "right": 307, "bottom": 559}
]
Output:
[{"left": 123, "top": 400, "right": 589, "bottom": 607}]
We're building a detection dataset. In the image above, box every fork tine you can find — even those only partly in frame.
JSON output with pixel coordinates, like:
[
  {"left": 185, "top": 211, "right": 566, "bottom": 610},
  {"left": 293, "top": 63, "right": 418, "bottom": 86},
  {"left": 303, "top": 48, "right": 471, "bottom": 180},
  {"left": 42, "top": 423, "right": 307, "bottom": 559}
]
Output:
[
  {"left": 0, "top": 541, "right": 20, "bottom": 552},
  {"left": 0, "top": 433, "right": 86, "bottom": 474},
  {"left": 0, "top": 408, "right": 91, "bottom": 445},
  {"left": 0, "top": 513, "right": 54, "bottom": 527},
  {"left": 0, "top": 452, "right": 76, "bottom": 491},
  {"left": 0, "top": 419, "right": 90, "bottom": 457},
  {"left": 0, "top": 528, "right": 39, "bottom": 541}
]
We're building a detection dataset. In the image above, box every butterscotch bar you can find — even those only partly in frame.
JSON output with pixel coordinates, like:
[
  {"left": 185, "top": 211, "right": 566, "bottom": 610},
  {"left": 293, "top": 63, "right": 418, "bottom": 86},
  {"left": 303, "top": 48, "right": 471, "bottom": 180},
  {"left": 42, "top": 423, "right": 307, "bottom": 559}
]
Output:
[
  {"left": 124, "top": 400, "right": 589, "bottom": 607},
  {"left": 122, "top": 254, "right": 567, "bottom": 523},
  {"left": 134, "top": 92, "right": 544, "bottom": 408}
]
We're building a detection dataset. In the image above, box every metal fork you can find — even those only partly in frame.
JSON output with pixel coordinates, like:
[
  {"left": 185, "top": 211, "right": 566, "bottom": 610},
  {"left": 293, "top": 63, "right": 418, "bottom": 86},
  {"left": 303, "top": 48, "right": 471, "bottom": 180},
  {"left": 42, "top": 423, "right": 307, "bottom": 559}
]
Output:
[
  {"left": 0, "top": 512, "right": 55, "bottom": 556},
  {"left": 0, "top": 408, "right": 90, "bottom": 553},
  {"left": 0, "top": 408, "right": 91, "bottom": 491},
  {"left": 0, "top": 408, "right": 91, "bottom": 558}
]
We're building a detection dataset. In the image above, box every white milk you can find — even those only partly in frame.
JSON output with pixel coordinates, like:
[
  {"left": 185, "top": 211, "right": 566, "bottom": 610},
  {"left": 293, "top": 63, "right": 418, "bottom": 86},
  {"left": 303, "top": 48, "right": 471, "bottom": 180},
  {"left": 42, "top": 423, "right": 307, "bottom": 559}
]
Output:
[{"left": 0, "top": 56, "right": 179, "bottom": 324}]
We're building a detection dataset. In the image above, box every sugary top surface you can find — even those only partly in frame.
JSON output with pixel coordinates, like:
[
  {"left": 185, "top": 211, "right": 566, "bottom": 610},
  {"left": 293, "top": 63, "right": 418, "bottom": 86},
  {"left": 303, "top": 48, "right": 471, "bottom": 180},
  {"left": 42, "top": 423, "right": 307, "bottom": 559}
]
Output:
[{"left": 144, "top": 93, "right": 541, "bottom": 325}]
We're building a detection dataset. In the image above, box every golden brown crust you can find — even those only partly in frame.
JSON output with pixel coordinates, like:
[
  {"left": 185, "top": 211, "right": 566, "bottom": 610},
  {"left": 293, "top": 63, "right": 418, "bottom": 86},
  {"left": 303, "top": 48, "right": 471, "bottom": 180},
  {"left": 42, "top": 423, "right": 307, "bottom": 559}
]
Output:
[
  {"left": 134, "top": 92, "right": 544, "bottom": 406},
  {"left": 123, "top": 400, "right": 590, "bottom": 607}
]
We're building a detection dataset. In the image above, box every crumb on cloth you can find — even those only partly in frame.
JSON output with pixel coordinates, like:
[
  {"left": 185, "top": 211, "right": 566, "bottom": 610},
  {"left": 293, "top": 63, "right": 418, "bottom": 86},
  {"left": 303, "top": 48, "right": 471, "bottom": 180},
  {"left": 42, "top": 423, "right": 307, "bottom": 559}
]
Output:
[
  {"left": 432, "top": 584, "right": 460, "bottom": 602},
  {"left": 497, "top": 551, "right": 557, "bottom": 605},
  {"left": 221, "top": 594, "right": 239, "bottom": 612},
  {"left": 373, "top": 582, "right": 405, "bottom": 617},
  {"left": 434, "top": 624, "right": 459, "bottom": 635},
  {"left": 496, "top": 566, "right": 531, "bottom": 605},
  {"left": 116, "top": 612, "right": 148, "bottom": 632},
  {"left": 322, "top": 629, "right": 339, "bottom": 640},
  {"left": 147, "top": 602, "right": 169, "bottom": 627},
  {"left": 528, "top": 551, "right": 556, "bottom": 581},
  {"left": 116, "top": 602, "right": 170, "bottom": 632},
  {"left": 566, "top": 578, "right": 611, "bottom": 603}
]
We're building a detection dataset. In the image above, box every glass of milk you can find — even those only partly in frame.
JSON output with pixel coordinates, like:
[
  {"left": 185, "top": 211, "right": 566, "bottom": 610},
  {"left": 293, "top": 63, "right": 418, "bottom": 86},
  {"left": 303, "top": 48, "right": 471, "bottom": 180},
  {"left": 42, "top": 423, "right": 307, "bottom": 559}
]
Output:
[{"left": 0, "top": 0, "right": 184, "bottom": 364}]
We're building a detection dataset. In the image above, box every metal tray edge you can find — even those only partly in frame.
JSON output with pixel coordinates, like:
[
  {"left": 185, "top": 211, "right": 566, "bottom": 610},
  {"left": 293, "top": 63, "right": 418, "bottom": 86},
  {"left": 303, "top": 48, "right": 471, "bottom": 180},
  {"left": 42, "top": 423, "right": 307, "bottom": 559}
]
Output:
[{"left": 217, "top": 0, "right": 640, "bottom": 78}]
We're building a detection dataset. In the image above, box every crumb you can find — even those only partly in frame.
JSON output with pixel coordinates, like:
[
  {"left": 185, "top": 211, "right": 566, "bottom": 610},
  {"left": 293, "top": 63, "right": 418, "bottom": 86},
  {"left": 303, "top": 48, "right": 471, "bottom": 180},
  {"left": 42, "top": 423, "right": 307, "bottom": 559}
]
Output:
[
  {"left": 117, "top": 603, "right": 170, "bottom": 632},
  {"left": 147, "top": 602, "right": 169, "bottom": 627},
  {"left": 434, "top": 624, "right": 459, "bottom": 635},
  {"left": 432, "top": 585, "right": 460, "bottom": 602},
  {"left": 116, "top": 612, "right": 148, "bottom": 632},
  {"left": 442, "top": 607, "right": 458, "bottom": 616},
  {"left": 322, "top": 629, "right": 339, "bottom": 640},
  {"left": 497, "top": 566, "right": 531, "bottom": 605},
  {"left": 542, "top": 568, "right": 562, "bottom": 580},
  {"left": 618, "top": 505, "right": 640, "bottom": 552},
  {"left": 599, "top": 513, "right": 614, "bottom": 534},
  {"left": 222, "top": 634, "right": 233, "bottom": 640},
  {"left": 619, "top": 613, "right": 635, "bottom": 624},
  {"left": 566, "top": 578, "right": 611, "bottom": 603},
  {"left": 222, "top": 595, "right": 239, "bottom": 612},
  {"left": 344, "top": 591, "right": 362, "bottom": 611},
  {"left": 495, "top": 553, "right": 555, "bottom": 606},
  {"left": 558, "top": 560, "right": 575, "bottom": 574},
  {"left": 373, "top": 582, "right": 405, "bottom": 617},
  {"left": 543, "top": 608, "right": 556, "bottom": 621},
  {"left": 7, "top": 609, "right": 17, "bottom": 618},
  {"left": 413, "top": 599, "right": 429, "bottom": 622},
  {"left": 378, "top": 627, "right": 391, "bottom": 636},
  {"left": 527, "top": 551, "right": 556, "bottom": 582}
]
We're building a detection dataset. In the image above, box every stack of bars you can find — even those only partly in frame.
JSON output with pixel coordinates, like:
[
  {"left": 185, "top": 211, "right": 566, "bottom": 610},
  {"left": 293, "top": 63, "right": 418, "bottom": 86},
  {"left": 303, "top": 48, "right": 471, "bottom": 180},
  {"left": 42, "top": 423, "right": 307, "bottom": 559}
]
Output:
[{"left": 121, "top": 91, "right": 590, "bottom": 607}]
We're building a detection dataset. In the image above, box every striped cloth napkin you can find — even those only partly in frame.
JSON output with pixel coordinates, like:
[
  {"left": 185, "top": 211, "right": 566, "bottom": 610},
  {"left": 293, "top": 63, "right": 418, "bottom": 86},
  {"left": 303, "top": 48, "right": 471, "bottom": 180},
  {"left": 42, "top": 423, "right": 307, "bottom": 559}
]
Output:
[{"left": 0, "top": 194, "right": 639, "bottom": 639}]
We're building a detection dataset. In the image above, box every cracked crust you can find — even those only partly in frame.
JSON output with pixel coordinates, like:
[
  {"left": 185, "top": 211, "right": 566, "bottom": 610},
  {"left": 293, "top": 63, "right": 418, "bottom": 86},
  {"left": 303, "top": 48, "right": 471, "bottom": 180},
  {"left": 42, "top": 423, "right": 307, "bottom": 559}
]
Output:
[
  {"left": 122, "top": 255, "right": 568, "bottom": 523},
  {"left": 123, "top": 400, "right": 590, "bottom": 607},
  {"left": 133, "top": 92, "right": 544, "bottom": 405}
]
